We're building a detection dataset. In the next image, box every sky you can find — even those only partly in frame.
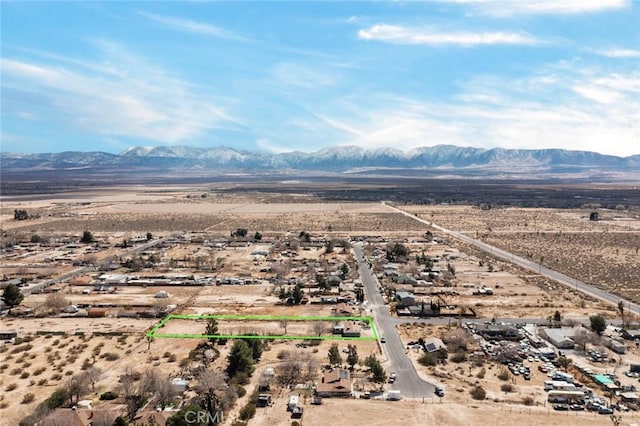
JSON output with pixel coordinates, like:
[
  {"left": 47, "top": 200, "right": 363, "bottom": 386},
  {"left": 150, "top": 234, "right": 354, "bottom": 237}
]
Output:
[{"left": 1, "top": 1, "right": 639, "bottom": 156}]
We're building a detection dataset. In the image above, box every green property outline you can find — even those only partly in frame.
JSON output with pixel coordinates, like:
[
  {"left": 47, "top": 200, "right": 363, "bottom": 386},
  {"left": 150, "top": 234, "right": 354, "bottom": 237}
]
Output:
[{"left": 146, "top": 314, "right": 379, "bottom": 341}]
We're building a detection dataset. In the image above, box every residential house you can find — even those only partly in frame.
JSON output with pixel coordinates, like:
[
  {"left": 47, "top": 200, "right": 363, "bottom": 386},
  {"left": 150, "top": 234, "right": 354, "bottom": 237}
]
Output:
[
  {"left": 316, "top": 369, "right": 352, "bottom": 397},
  {"left": 395, "top": 291, "right": 415, "bottom": 306},
  {"left": 423, "top": 337, "right": 446, "bottom": 353}
]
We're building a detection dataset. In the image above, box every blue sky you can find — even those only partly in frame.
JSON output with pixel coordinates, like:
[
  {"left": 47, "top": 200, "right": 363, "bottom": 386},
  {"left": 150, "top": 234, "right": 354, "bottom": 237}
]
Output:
[{"left": 1, "top": 1, "right": 639, "bottom": 156}]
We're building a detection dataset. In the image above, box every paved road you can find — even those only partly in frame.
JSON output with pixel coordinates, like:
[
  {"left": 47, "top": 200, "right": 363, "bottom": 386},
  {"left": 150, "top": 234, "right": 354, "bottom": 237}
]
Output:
[
  {"left": 385, "top": 203, "right": 640, "bottom": 316},
  {"left": 353, "top": 244, "right": 436, "bottom": 398},
  {"left": 21, "top": 233, "right": 183, "bottom": 296}
]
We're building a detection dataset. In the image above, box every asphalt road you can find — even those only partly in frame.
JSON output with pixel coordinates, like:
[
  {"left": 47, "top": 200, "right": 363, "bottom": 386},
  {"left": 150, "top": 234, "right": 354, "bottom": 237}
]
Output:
[
  {"left": 385, "top": 203, "right": 640, "bottom": 316},
  {"left": 353, "top": 244, "right": 436, "bottom": 398}
]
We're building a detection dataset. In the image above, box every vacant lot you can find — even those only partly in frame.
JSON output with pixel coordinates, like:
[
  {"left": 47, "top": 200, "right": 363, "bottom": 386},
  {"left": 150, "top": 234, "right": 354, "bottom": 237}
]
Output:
[{"left": 403, "top": 205, "right": 640, "bottom": 305}]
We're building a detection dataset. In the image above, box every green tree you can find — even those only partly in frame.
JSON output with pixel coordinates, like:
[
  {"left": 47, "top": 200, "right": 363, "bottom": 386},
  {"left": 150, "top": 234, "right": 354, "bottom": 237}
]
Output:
[
  {"left": 242, "top": 335, "right": 263, "bottom": 361},
  {"left": 14, "top": 209, "right": 28, "bottom": 220},
  {"left": 553, "top": 310, "right": 562, "bottom": 325},
  {"left": 226, "top": 340, "right": 255, "bottom": 379},
  {"left": 165, "top": 404, "right": 209, "bottom": 426},
  {"left": 253, "top": 231, "right": 262, "bottom": 241},
  {"left": 205, "top": 317, "right": 219, "bottom": 343},
  {"left": 277, "top": 286, "right": 288, "bottom": 302},
  {"left": 386, "top": 242, "right": 409, "bottom": 262},
  {"left": 618, "top": 301, "right": 626, "bottom": 328},
  {"left": 370, "top": 359, "right": 387, "bottom": 386},
  {"left": 80, "top": 230, "right": 94, "bottom": 243},
  {"left": 346, "top": 344, "right": 358, "bottom": 369},
  {"left": 328, "top": 344, "right": 342, "bottom": 365},
  {"left": 316, "top": 274, "right": 330, "bottom": 291},
  {"left": 1, "top": 283, "right": 24, "bottom": 308},
  {"left": 146, "top": 232, "right": 153, "bottom": 241},
  {"left": 339, "top": 263, "right": 349, "bottom": 280},
  {"left": 557, "top": 355, "right": 572, "bottom": 372},
  {"left": 291, "top": 284, "right": 304, "bottom": 304},
  {"left": 233, "top": 228, "right": 248, "bottom": 238},
  {"left": 325, "top": 240, "right": 334, "bottom": 254},
  {"left": 590, "top": 315, "right": 607, "bottom": 335},
  {"left": 114, "top": 417, "right": 128, "bottom": 426}
]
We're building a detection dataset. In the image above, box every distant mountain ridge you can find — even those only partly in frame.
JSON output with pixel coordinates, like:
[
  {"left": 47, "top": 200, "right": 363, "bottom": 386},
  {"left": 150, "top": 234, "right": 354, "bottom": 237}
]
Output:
[{"left": 2, "top": 145, "right": 639, "bottom": 176}]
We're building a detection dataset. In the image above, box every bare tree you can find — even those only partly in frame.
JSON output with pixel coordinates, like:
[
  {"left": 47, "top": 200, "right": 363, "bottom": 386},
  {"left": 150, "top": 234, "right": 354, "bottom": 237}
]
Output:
[
  {"left": 573, "top": 328, "right": 596, "bottom": 352},
  {"left": 155, "top": 376, "right": 178, "bottom": 409},
  {"left": 84, "top": 366, "right": 103, "bottom": 392},
  {"left": 312, "top": 321, "right": 326, "bottom": 337},
  {"left": 279, "top": 320, "right": 289, "bottom": 335},
  {"left": 45, "top": 293, "right": 69, "bottom": 313},
  {"left": 65, "top": 373, "right": 90, "bottom": 404},
  {"left": 276, "top": 361, "right": 303, "bottom": 386}
]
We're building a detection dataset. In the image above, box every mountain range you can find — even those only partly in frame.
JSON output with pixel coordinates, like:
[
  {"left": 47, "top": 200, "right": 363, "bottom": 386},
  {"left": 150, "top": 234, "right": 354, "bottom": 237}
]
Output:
[{"left": 2, "top": 145, "right": 639, "bottom": 178}]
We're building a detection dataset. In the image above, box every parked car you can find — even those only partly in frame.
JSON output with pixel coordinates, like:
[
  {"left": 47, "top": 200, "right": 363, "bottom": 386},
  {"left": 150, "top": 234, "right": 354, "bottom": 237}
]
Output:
[
  {"left": 435, "top": 387, "right": 445, "bottom": 397},
  {"left": 598, "top": 406, "right": 614, "bottom": 415},
  {"left": 569, "top": 404, "right": 584, "bottom": 411},
  {"left": 553, "top": 404, "right": 569, "bottom": 411}
]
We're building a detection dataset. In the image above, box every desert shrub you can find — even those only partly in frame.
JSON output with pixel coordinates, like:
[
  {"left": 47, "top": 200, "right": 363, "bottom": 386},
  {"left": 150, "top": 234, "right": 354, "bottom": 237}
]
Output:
[
  {"left": 0, "top": 402, "right": 7, "bottom": 409},
  {"left": 476, "top": 368, "right": 486, "bottom": 379},
  {"left": 473, "top": 357, "right": 485, "bottom": 367},
  {"left": 0, "top": 364, "right": 8, "bottom": 371},
  {"left": 167, "top": 354, "right": 177, "bottom": 362},
  {"left": 104, "top": 353, "right": 119, "bottom": 361},
  {"left": 497, "top": 368, "right": 510, "bottom": 381},
  {"left": 179, "top": 358, "right": 190, "bottom": 368},
  {"left": 277, "top": 350, "right": 290, "bottom": 360},
  {"left": 37, "top": 379, "right": 47, "bottom": 386},
  {"left": 418, "top": 352, "right": 437, "bottom": 366},
  {"left": 239, "top": 403, "right": 256, "bottom": 421},
  {"left": 6, "top": 383, "right": 18, "bottom": 391},
  {"left": 470, "top": 386, "right": 486, "bottom": 400},
  {"left": 450, "top": 351, "right": 467, "bottom": 363},
  {"left": 50, "top": 373, "right": 62, "bottom": 381},
  {"left": 237, "top": 386, "right": 247, "bottom": 398},
  {"left": 522, "top": 396, "right": 535, "bottom": 406},
  {"left": 45, "top": 389, "right": 68, "bottom": 409},
  {"left": 100, "top": 391, "right": 118, "bottom": 401},
  {"left": 21, "top": 393, "right": 35, "bottom": 404},
  {"left": 65, "top": 370, "right": 73, "bottom": 376},
  {"left": 20, "top": 372, "right": 30, "bottom": 379},
  {"left": 501, "top": 384, "right": 515, "bottom": 393},
  {"left": 10, "top": 368, "right": 22, "bottom": 376}
]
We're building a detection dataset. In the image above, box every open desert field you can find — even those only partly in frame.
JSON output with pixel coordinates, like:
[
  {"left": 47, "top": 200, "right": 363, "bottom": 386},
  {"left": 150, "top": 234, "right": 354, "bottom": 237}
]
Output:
[{"left": 403, "top": 205, "right": 640, "bottom": 305}]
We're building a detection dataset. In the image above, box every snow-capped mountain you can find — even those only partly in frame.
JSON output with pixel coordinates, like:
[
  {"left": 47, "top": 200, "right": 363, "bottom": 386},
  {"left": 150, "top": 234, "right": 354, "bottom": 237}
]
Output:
[{"left": 1, "top": 145, "right": 638, "bottom": 176}]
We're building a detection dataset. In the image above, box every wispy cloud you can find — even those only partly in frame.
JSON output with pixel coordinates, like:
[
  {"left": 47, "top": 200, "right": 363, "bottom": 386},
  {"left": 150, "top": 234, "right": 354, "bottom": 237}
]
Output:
[
  {"left": 314, "top": 66, "right": 640, "bottom": 157},
  {"left": 0, "top": 43, "right": 239, "bottom": 144},
  {"left": 138, "top": 11, "right": 246, "bottom": 41},
  {"left": 588, "top": 47, "right": 640, "bottom": 58},
  {"left": 358, "top": 24, "right": 540, "bottom": 46},
  {"left": 431, "top": 0, "right": 631, "bottom": 16}
]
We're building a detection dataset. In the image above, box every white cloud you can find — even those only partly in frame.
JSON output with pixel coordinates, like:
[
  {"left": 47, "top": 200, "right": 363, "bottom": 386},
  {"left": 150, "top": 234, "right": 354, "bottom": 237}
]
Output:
[
  {"left": 431, "top": 0, "right": 631, "bottom": 16},
  {"left": 0, "top": 45, "right": 239, "bottom": 144},
  {"left": 358, "top": 24, "right": 540, "bottom": 46},
  {"left": 589, "top": 48, "right": 640, "bottom": 58},
  {"left": 315, "top": 68, "right": 640, "bottom": 157},
  {"left": 138, "top": 11, "right": 246, "bottom": 40}
]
